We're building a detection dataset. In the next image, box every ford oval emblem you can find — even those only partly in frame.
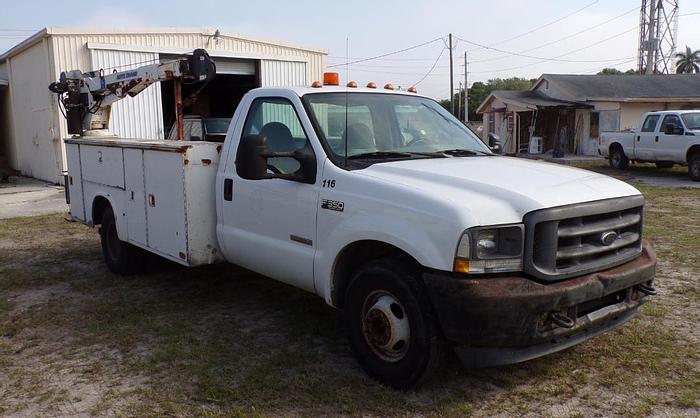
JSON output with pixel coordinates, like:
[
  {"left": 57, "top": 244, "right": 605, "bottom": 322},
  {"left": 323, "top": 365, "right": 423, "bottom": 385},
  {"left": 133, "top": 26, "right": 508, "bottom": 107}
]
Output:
[{"left": 600, "top": 231, "right": 618, "bottom": 246}]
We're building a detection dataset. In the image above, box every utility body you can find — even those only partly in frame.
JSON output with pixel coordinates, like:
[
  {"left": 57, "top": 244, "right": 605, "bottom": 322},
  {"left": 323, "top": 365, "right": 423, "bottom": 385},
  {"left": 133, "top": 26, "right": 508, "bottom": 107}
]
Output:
[
  {"left": 598, "top": 110, "right": 700, "bottom": 180},
  {"left": 55, "top": 60, "right": 657, "bottom": 387}
]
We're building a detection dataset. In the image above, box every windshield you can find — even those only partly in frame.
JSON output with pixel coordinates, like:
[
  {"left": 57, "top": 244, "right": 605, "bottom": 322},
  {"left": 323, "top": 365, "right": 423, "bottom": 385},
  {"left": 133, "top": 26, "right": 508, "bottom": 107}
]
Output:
[
  {"left": 204, "top": 118, "right": 231, "bottom": 134},
  {"left": 303, "top": 92, "right": 491, "bottom": 162},
  {"left": 681, "top": 112, "right": 700, "bottom": 130}
]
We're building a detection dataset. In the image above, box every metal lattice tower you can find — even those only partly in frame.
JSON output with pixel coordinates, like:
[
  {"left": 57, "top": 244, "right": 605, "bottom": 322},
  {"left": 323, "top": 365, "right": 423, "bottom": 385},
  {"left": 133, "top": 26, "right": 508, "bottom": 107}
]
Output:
[{"left": 638, "top": 0, "right": 679, "bottom": 74}]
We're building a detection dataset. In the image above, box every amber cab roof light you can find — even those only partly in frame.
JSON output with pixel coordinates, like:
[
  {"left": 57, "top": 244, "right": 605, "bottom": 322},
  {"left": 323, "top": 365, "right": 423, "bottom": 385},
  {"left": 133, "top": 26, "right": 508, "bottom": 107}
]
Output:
[
  {"left": 384, "top": 83, "right": 394, "bottom": 90},
  {"left": 323, "top": 72, "right": 340, "bottom": 86},
  {"left": 311, "top": 80, "right": 322, "bottom": 88},
  {"left": 346, "top": 80, "right": 358, "bottom": 88},
  {"left": 407, "top": 86, "right": 417, "bottom": 93},
  {"left": 366, "top": 82, "right": 377, "bottom": 89}
]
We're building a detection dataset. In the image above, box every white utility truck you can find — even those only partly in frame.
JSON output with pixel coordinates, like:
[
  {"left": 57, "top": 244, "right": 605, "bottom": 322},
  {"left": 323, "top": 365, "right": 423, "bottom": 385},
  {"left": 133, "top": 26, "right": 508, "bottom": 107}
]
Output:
[
  {"left": 53, "top": 56, "right": 657, "bottom": 388},
  {"left": 598, "top": 110, "right": 700, "bottom": 180}
]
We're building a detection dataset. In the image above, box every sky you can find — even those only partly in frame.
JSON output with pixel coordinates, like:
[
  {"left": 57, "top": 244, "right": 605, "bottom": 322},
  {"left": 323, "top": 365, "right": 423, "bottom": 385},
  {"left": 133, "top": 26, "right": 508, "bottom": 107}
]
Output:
[{"left": 1, "top": 0, "right": 699, "bottom": 99}]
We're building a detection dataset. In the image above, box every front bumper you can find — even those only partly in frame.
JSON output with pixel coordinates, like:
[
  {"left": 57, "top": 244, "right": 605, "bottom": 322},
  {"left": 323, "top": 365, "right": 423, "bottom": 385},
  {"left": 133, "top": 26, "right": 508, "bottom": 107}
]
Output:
[{"left": 423, "top": 241, "right": 657, "bottom": 368}]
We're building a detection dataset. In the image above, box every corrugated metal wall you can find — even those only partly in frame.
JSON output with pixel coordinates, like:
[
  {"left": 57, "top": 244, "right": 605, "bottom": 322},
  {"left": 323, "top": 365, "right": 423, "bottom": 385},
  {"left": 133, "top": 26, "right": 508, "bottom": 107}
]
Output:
[
  {"left": 260, "top": 60, "right": 307, "bottom": 86},
  {"left": 89, "top": 49, "right": 164, "bottom": 139}
]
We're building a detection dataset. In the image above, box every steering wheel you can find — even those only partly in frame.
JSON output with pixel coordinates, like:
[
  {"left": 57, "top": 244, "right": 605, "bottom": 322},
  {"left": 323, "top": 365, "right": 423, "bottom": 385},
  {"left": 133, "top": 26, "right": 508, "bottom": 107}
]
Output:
[{"left": 405, "top": 128, "right": 429, "bottom": 146}]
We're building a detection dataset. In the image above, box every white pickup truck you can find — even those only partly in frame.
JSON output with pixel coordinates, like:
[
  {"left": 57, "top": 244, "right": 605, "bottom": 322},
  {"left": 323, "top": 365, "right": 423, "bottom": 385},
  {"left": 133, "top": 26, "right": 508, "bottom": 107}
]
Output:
[
  {"left": 62, "top": 83, "right": 657, "bottom": 388},
  {"left": 599, "top": 110, "right": 700, "bottom": 181}
]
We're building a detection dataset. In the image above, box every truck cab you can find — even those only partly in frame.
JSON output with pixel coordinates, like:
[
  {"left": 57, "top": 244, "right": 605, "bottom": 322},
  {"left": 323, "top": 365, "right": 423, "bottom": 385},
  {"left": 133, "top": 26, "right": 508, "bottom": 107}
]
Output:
[{"left": 63, "top": 82, "right": 658, "bottom": 389}]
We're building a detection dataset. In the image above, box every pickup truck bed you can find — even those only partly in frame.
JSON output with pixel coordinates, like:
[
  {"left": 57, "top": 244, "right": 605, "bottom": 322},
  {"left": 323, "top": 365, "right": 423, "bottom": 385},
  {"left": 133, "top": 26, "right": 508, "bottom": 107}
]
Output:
[{"left": 65, "top": 137, "right": 224, "bottom": 266}]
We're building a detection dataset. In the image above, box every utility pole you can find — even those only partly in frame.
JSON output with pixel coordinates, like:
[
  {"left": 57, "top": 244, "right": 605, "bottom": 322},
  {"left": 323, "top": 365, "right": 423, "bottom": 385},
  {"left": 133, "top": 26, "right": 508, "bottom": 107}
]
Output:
[
  {"left": 448, "top": 33, "right": 454, "bottom": 115},
  {"left": 464, "top": 51, "right": 468, "bottom": 123},
  {"left": 457, "top": 81, "right": 462, "bottom": 120}
]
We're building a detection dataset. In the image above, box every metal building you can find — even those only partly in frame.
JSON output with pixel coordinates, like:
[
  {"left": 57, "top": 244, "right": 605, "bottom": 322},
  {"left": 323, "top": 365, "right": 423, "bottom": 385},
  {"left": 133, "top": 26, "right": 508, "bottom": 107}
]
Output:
[{"left": 0, "top": 28, "right": 327, "bottom": 183}]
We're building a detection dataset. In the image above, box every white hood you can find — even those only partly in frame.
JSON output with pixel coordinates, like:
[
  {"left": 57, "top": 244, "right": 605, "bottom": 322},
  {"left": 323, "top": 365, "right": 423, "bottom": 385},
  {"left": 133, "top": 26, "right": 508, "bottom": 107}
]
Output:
[{"left": 359, "top": 156, "right": 641, "bottom": 225}]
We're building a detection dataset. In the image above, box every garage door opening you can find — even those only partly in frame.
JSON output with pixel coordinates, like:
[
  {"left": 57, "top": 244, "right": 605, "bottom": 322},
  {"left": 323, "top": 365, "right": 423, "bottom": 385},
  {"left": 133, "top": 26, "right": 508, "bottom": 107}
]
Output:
[
  {"left": 0, "top": 85, "right": 13, "bottom": 173},
  {"left": 160, "top": 57, "right": 259, "bottom": 140}
]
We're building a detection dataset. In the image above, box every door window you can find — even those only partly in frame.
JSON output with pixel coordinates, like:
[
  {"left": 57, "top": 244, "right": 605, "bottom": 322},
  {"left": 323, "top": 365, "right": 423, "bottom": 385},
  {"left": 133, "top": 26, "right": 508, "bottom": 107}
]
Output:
[
  {"left": 641, "top": 115, "right": 660, "bottom": 132},
  {"left": 661, "top": 114, "right": 683, "bottom": 134},
  {"left": 241, "top": 98, "right": 311, "bottom": 174}
]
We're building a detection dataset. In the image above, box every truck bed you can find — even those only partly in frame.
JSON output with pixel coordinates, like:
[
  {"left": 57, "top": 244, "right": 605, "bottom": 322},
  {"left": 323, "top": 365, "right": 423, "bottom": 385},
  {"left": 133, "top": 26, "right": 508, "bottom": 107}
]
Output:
[{"left": 64, "top": 137, "right": 224, "bottom": 267}]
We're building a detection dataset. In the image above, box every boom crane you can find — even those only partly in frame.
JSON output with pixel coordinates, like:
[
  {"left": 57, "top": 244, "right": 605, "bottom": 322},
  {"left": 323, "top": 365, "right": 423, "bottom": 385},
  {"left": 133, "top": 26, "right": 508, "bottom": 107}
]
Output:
[{"left": 49, "top": 49, "right": 215, "bottom": 138}]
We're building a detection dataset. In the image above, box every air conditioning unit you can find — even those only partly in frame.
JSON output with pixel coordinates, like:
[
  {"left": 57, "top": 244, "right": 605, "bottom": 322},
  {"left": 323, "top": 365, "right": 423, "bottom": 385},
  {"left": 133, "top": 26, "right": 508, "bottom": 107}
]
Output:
[{"left": 529, "top": 136, "right": 542, "bottom": 154}]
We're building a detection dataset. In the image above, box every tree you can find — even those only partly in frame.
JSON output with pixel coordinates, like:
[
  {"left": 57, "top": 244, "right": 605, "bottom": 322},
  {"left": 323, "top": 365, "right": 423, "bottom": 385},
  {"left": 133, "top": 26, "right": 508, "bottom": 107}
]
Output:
[
  {"left": 596, "top": 68, "right": 639, "bottom": 75},
  {"left": 675, "top": 46, "right": 700, "bottom": 74},
  {"left": 440, "top": 77, "right": 533, "bottom": 122}
]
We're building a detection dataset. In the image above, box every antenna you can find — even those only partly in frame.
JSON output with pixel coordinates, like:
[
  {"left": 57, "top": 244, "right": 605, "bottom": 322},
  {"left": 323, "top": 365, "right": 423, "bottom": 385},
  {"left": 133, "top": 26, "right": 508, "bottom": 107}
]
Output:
[
  {"left": 638, "top": 0, "right": 679, "bottom": 74},
  {"left": 344, "top": 36, "right": 349, "bottom": 167}
]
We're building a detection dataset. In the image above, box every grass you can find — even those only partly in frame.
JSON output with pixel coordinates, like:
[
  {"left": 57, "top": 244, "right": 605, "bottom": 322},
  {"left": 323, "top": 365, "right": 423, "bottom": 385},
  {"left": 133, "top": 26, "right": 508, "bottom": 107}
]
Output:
[{"left": 0, "top": 179, "right": 699, "bottom": 416}]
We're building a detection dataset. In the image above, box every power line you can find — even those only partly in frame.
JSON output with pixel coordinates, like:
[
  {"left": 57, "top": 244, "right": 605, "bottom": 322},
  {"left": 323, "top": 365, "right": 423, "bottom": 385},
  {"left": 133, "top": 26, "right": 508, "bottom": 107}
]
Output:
[
  {"left": 464, "top": 6, "right": 639, "bottom": 64},
  {"left": 328, "top": 36, "right": 444, "bottom": 68},
  {"left": 467, "top": 25, "right": 639, "bottom": 74},
  {"left": 464, "top": 0, "right": 601, "bottom": 52},
  {"left": 412, "top": 48, "right": 447, "bottom": 86}
]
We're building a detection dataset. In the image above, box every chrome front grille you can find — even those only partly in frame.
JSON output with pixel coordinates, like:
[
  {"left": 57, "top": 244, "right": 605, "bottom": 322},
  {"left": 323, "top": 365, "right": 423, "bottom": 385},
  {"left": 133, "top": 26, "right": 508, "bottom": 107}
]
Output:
[{"left": 524, "top": 196, "right": 645, "bottom": 281}]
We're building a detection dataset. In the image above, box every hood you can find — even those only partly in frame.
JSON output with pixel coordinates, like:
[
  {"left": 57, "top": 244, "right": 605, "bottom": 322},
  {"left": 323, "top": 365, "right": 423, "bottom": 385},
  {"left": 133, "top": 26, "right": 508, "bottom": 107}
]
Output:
[{"left": 359, "top": 156, "right": 641, "bottom": 225}]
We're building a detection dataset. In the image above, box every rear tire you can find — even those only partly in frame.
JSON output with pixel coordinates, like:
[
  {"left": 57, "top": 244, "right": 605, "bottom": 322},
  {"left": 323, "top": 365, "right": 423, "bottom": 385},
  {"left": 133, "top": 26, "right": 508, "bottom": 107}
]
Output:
[
  {"left": 689, "top": 152, "right": 700, "bottom": 181},
  {"left": 344, "top": 257, "right": 447, "bottom": 389},
  {"left": 609, "top": 146, "right": 629, "bottom": 170},
  {"left": 655, "top": 162, "right": 674, "bottom": 169},
  {"left": 99, "top": 206, "right": 143, "bottom": 275}
]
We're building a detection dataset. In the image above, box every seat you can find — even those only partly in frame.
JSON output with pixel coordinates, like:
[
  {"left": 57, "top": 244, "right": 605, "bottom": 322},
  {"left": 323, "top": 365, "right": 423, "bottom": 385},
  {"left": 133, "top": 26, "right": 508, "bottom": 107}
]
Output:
[
  {"left": 259, "top": 122, "right": 300, "bottom": 173},
  {"left": 340, "top": 123, "right": 377, "bottom": 153}
]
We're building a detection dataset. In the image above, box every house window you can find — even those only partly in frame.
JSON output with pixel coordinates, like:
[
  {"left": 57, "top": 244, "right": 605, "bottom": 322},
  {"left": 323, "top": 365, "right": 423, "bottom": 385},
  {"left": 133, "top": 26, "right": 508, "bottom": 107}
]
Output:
[
  {"left": 590, "top": 112, "right": 600, "bottom": 138},
  {"left": 488, "top": 113, "right": 495, "bottom": 133}
]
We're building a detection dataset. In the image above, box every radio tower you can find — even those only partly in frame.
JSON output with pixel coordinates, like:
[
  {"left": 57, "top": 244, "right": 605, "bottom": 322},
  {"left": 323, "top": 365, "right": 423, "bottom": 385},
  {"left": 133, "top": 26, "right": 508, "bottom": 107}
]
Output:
[{"left": 638, "top": 0, "right": 679, "bottom": 74}]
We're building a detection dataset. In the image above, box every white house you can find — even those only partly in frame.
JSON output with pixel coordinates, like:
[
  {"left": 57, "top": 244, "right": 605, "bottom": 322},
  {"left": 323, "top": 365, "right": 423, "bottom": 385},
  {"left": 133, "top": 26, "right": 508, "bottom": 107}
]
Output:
[{"left": 0, "top": 27, "right": 327, "bottom": 183}]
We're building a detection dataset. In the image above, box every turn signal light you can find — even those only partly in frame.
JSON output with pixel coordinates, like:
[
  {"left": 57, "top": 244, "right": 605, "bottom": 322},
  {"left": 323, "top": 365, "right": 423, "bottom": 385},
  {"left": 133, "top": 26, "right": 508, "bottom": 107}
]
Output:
[
  {"left": 323, "top": 72, "right": 340, "bottom": 86},
  {"left": 366, "top": 82, "right": 377, "bottom": 89},
  {"left": 347, "top": 80, "right": 357, "bottom": 88},
  {"left": 384, "top": 83, "right": 394, "bottom": 90},
  {"left": 453, "top": 258, "right": 470, "bottom": 273}
]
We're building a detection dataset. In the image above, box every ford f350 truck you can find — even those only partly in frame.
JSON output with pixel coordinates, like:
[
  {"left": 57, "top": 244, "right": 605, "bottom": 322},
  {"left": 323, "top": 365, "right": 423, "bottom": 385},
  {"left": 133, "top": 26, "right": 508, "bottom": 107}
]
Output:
[
  {"left": 599, "top": 110, "right": 700, "bottom": 181},
  {"left": 55, "top": 65, "right": 657, "bottom": 388}
]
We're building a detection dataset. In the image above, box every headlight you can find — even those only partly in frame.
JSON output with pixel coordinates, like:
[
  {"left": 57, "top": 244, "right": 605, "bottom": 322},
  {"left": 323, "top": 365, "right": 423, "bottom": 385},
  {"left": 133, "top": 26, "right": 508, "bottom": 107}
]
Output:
[{"left": 453, "top": 225, "right": 524, "bottom": 274}]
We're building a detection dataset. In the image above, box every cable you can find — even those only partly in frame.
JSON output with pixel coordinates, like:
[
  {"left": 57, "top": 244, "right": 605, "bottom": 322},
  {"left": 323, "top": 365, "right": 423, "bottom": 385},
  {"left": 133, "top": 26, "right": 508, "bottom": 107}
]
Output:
[
  {"left": 328, "top": 36, "right": 444, "bottom": 68},
  {"left": 467, "top": 25, "right": 639, "bottom": 74},
  {"left": 463, "top": 6, "right": 639, "bottom": 64},
  {"left": 412, "top": 48, "right": 447, "bottom": 86},
  {"left": 464, "top": 0, "right": 601, "bottom": 52}
]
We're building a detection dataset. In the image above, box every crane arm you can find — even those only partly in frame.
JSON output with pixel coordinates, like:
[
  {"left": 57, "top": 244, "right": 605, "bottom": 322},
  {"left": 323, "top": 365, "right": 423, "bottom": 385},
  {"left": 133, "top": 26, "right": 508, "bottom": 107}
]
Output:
[{"left": 49, "top": 49, "right": 215, "bottom": 137}]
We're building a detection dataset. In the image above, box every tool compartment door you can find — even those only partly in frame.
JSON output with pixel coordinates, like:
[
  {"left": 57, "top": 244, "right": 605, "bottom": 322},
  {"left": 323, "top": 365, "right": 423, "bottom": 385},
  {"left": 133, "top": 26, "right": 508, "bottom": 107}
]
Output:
[
  {"left": 143, "top": 150, "right": 188, "bottom": 262},
  {"left": 65, "top": 143, "right": 85, "bottom": 221},
  {"left": 124, "top": 148, "right": 148, "bottom": 246}
]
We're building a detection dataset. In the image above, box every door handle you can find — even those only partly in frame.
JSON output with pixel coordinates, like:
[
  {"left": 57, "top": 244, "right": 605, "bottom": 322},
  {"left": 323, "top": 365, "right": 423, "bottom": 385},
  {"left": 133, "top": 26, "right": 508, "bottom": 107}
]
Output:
[
  {"left": 655, "top": 136, "right": 659, "bottom": 142},
  {"left": 224, "top": 178, "right": 233, "bottom": 201},
  {"left": 636, "top": 135, "right": 640, "bottom": 142}
]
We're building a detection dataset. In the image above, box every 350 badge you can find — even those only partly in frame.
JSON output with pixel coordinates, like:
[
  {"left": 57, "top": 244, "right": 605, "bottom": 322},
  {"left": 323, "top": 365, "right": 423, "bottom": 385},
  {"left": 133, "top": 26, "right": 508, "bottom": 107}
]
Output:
[{"left": 321, "top": 199, "right": 344, "bottom": 212}]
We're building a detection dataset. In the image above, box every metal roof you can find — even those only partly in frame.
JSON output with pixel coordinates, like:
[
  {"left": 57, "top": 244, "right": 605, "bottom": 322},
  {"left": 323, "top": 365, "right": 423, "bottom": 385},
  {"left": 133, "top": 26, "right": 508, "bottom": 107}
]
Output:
[
  {"left": 476, "top": 90, "right": 590, "bottom": 113},
  {"left": 535, "top": 73, "right": 700, "bottom": 102},
  {"left": 0, "top": 27, "right": 327, "bottom": 62}
]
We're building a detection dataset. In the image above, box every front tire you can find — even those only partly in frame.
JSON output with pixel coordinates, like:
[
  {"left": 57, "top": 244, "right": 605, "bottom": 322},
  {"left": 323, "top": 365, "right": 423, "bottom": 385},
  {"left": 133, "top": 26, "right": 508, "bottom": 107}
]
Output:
[
  {"left": 100, "top": 206, "right": 143, "bottom": 275},
  {"left": 344, "top": 258, "right": 447, "bottom": 388},
  {"left": 690, "top": 152, "right": 700, "bottom": 181},
  {"left": 609, "top": 146, "right": 629, "bottom": 170}
]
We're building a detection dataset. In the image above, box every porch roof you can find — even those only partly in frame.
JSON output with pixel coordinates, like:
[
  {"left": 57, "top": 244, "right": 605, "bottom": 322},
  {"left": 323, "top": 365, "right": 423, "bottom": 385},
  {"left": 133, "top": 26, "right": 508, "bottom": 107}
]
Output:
[{"left": 476, "top": 90, "right": 592, "bottom": 113}]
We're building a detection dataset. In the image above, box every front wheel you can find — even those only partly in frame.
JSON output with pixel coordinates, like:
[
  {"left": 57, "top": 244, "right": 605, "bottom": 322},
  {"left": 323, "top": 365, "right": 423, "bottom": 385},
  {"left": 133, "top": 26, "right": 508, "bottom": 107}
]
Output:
[
  {"left": 100, "top": 206, "right": 143, "bottom": 275},
  {"left": 344, "top": 258, "right": 447, "bottom": 388},
  {"left": 609, "top": 146, "right": 629, "bottom": 170},
  {"left": 689, "top": 152, "right": 700, "bottom": 181}
]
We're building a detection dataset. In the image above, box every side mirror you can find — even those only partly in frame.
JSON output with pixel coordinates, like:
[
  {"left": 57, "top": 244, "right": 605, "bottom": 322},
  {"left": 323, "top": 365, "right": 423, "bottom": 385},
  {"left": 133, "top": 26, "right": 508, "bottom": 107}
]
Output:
[
  {"left": 235, "top": 134, "right": 317, "bottom": 184},
  {"left": 488, "top": 133, "right": 502, "bottom": 154}
]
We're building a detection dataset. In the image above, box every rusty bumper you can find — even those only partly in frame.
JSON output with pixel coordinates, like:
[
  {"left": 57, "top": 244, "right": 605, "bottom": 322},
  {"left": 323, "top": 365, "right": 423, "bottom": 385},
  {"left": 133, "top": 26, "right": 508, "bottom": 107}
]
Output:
[{"left": 423, "top": 241, "right": 657, "bottom": 368}]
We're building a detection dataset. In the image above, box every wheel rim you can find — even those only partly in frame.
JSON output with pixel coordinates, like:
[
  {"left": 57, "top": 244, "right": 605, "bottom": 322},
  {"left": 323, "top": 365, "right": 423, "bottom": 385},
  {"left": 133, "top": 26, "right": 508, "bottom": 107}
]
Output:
[
  {"left": 361, "top": 291, "right": 410, "bottom": 362},
  {"left": 692, "top": 159, "right": 700, "bottom": 177},
  {"left": 105, "top": 222, "right": 121, "bottom": 261},
  {"left": 611, "top": 152, "right": 620, "bottom": 167}
]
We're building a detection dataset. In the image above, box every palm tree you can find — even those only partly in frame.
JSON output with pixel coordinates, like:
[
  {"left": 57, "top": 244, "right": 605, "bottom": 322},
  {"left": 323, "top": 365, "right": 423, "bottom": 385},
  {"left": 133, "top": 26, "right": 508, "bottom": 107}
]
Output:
[{"left": 675, "top": 46, "right": 700, "bottom": 74}]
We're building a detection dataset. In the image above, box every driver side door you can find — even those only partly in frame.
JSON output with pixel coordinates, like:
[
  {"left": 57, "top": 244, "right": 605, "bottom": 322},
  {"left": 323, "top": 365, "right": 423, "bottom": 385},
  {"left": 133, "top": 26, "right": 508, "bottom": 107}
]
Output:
[
  {"left": 219, "top": 96, "right": 321, "bottom": 292},
  {"left": 658, "top": 114, "right": 687, "bottom": 162}
]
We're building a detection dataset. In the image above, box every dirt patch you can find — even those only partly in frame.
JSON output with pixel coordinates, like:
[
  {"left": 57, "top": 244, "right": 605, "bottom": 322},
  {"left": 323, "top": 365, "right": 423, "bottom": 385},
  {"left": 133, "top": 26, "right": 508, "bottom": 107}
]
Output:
[{"left": 0, "top": 186, "right": 698, "bottom": 417}]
